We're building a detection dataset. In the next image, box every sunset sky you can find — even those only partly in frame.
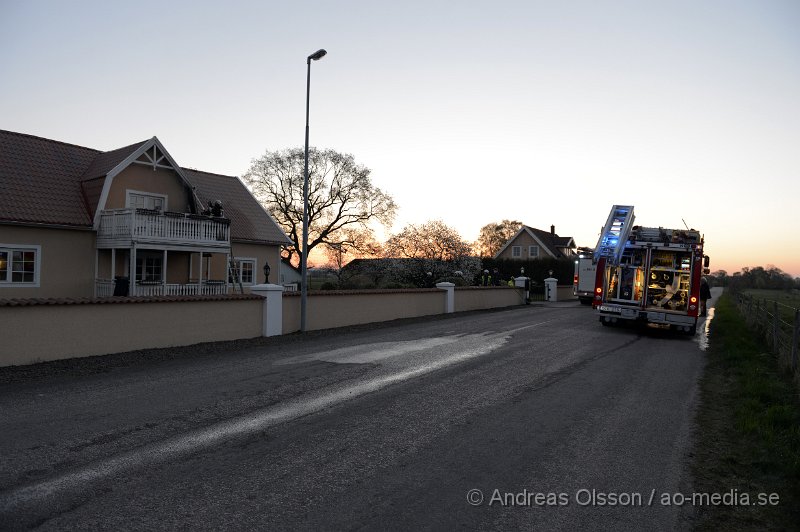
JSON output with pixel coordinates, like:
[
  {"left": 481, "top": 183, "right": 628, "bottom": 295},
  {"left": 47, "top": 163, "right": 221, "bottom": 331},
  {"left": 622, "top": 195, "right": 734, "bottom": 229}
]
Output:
[{"left": 2, "top": 1, "right": 798, "bottom": 276}]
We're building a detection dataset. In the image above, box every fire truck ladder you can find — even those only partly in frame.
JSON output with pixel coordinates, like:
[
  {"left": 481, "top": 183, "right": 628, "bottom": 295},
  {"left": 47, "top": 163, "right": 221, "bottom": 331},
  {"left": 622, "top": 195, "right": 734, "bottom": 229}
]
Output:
[
  {"left": 632, "top": 226, "right": 664, "bottom": 242},
  {"left": 593, "top": 205, "right": 635, "bottom": 266}
]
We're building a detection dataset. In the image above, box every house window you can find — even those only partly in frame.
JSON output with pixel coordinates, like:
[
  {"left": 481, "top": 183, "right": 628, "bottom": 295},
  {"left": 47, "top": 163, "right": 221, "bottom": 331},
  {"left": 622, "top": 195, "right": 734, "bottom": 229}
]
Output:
[
  {"left": 240, "top": 260, "right": 254, "bottom": 284},
  {"left": 229, "top": 258, "right": 256, "bottom": 285},
  {"left": 512, "top": 246, "right": 521, "bottom": 258},
  {"left": 0, "top": 245, "right": 41, "bottom": 287},
  {"left": 135, "top": 253, "right": 163, "bottom": 282},
  {"left": 11, "top": 251, "right": 36, "bottom": 282},
  {"left": 127, "top": 191, "right": 167, "bottom": 211},
  {"left": 529, "top": 246, "right": 539, "bottom": 258}
]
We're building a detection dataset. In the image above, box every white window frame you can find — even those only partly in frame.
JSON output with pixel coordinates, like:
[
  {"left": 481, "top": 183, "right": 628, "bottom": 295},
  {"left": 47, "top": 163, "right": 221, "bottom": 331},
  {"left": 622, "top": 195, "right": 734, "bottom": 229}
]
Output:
[
  {"left": 126, "top": 190, "right": 168, "bottom": 211},
  {"left": 135, "top": 251, "right": 164, "bottom": 282},
  {"left": 229, "top": 257, "right": 257, "bottom": 286},
  {"left": 0, "top": 244, "right": 42, "bottom": 288},
  {"left": 529, "top": 245, "right": 539, "bottom": 258},
  {"left": 511, "top": 246, "right": 521, "bottom": 258}
]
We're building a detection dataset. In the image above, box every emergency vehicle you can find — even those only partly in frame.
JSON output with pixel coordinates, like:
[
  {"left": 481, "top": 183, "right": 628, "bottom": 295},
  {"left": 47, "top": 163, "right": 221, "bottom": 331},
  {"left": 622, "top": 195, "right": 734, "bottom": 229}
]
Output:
[
  {"left": 592, "top": 205, "right": 710, "bottom": 334},
  {"left": 573, "top": 247, "right": 596, "bottom": 305}
]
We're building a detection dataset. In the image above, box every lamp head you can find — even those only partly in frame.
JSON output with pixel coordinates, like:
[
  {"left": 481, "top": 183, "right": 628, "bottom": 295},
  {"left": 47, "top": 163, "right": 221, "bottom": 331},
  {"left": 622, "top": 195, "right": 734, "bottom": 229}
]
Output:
[{"left": 308, "top": 49, "right": 327, "bottom": 61}]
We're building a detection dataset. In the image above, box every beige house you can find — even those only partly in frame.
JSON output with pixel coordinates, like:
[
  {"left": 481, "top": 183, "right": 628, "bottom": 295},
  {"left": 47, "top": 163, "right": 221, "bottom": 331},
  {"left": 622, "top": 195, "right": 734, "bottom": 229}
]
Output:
[
  {"left": 494, "top": 225, "right": 576, "bottom": 260},
  {"left": 0, "top": 130, "right": 290, "bottom": 299}
]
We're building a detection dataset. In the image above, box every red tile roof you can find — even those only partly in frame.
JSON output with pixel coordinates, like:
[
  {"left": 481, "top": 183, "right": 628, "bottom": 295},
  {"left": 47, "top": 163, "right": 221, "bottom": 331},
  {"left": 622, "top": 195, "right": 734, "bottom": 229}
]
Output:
[
  {"left": 79, "top": 140, "right": 146, "bottom": 181},
  {"left": 0, "top": 130, "right": 99, "bottom": 226},
  {"left": 184, "top": 168, "right": 290, "bottom": 244},
  {"left": 0, "top": 129, "right": 290, "bottom": 245}
]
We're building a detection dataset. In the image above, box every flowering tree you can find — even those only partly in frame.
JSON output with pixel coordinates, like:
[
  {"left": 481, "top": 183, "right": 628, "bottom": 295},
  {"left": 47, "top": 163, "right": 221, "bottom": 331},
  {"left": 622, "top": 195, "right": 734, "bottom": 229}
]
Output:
[{"left": 384, "top": 220, "right": 479, "bottom": 285}]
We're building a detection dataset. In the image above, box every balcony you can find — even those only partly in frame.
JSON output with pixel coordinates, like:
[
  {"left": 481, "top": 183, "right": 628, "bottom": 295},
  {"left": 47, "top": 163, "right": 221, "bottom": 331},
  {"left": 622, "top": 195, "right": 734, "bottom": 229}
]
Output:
[
  {"left": 97, "top": 209, "right": 230, "bottom": 249},
  {"left": 95, "top": 278, "right": 229, "bottom": 297}
]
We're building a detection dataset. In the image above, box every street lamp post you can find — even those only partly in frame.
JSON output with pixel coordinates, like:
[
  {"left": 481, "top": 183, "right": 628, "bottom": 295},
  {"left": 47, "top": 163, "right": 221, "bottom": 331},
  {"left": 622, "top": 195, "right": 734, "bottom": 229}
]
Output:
[{"left": 301, "top": 48, "right": 327, "bottom": 332}]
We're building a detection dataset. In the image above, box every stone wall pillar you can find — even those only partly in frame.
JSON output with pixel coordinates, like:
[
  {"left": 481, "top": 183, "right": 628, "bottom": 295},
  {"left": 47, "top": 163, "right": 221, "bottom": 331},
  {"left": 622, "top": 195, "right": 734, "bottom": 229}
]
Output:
[{"left": 250, "top": 283, "right": 284, "bottom": 336}]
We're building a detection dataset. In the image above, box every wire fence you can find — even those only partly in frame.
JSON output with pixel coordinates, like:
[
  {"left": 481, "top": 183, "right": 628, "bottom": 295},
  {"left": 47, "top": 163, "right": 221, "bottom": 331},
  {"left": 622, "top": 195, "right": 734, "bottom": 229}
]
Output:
[{"left": 733, "top": 291, "right": 800, "bottom": 379}]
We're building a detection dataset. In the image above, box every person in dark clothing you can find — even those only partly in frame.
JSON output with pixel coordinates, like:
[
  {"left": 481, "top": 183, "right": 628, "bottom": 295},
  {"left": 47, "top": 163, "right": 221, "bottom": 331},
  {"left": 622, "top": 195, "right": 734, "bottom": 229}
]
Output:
[{"left": 699, "top": 277, "right": 712, "bottom": 317}]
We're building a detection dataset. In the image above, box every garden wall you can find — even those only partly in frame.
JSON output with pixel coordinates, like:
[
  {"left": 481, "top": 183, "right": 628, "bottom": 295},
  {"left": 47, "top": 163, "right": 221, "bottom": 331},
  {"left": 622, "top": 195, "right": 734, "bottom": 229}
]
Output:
[{"left": 0, "top": 286, "right": 531, "bottom": 366}]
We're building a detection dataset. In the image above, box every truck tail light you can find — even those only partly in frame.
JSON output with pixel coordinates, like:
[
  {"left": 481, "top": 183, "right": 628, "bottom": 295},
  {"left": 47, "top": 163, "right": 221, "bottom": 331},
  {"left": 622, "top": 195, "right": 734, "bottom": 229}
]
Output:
[
  {"left": 690, "top": 296, "right": 697, "bottom": 304},
  {"left": 574, "top": 275, "right": 578, "bottom": 285}
]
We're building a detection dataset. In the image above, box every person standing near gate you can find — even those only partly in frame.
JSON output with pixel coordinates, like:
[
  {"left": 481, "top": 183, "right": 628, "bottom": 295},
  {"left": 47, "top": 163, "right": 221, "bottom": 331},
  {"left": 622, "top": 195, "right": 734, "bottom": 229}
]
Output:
[{"left": 699, "top": 277, "right": 712, "bottom": 317}]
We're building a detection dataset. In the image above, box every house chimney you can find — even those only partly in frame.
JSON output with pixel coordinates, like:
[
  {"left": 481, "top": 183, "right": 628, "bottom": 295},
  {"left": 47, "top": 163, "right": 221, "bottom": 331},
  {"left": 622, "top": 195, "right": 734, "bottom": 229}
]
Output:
[{"left": 550, "top": 224, "right": 555, "bottom": 236}]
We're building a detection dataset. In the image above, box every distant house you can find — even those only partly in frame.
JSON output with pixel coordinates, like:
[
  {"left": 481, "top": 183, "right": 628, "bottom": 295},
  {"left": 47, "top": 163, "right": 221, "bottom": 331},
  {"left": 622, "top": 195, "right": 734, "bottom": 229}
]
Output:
[
  {"left": 0, "top": 129, "right": 290, "bottom": 299},
  {"left": 279, "top": 259, "right": 302, "bottom": 289},
  {"left": 494, "top": 225, "right": 576, "bottom": 260}
]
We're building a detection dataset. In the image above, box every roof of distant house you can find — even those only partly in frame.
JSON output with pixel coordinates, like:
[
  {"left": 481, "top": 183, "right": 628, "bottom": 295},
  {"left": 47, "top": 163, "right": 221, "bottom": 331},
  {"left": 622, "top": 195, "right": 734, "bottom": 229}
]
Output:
[
  {"left": 0, "top": 129, "right": 290, "bottom": 245},
  {"left": 494, "top": 225, "right": 576, "bottom": 259}
]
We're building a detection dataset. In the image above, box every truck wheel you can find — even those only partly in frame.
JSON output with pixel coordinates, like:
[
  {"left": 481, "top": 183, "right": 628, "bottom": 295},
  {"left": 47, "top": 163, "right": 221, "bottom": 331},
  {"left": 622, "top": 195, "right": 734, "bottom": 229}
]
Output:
[{"left": 600, "top": 317, "right": 612, "bottom": 326}]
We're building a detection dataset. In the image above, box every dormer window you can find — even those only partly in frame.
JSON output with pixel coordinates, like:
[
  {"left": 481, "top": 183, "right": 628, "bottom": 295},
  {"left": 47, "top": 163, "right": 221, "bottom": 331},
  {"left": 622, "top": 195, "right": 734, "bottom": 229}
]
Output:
[{"left": 126, "top": 191, "right": 167, "bottom": 212}]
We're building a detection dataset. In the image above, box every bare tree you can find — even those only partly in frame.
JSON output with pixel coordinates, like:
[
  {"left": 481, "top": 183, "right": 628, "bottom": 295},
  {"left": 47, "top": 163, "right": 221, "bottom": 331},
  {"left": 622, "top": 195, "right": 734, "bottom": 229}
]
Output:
[
  {"left": 474, "top": 219, "right": 523, "bottom": 257},
  {"left": 243, "top": 148, "right": 396, "bottom": 266}
]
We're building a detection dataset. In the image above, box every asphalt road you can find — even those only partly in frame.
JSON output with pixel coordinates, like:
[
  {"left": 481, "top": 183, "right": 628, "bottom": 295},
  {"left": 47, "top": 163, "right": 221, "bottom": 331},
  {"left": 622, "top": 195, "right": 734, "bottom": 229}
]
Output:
[{"left": 0, "top": 295, "right": 717, "bottom": 530}]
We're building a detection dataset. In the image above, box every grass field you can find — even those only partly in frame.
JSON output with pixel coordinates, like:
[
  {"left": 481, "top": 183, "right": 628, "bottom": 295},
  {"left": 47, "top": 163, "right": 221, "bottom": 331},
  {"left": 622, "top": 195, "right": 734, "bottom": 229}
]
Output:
[
  {"left": 742, "top": 289, "right": 800, "bottom": 323},
  {"left": 692, "top": 292, "right": 800, "bottom": 530}
]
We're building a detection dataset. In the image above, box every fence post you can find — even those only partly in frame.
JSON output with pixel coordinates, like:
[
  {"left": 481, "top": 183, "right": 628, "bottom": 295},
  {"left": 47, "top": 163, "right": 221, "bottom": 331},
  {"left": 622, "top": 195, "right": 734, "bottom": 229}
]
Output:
[
  {"left": 773, "top": 301, "right": 779, "bottom": 353},
  {"left": 544, "top": 277, "right": 558, "bottom": 302},
  {"left": 792, "top": 309, "right": 799, "bottom": 373},
  {"left": 514, "top": 277, "right": 530, "bottom": 304}
]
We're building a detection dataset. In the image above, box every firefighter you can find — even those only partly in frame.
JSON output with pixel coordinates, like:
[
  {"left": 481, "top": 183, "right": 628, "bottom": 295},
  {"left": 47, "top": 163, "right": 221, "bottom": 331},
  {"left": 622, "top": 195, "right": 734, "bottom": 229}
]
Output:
[{"left": 699, "top": 277, "right": 712, "bottom": 317}]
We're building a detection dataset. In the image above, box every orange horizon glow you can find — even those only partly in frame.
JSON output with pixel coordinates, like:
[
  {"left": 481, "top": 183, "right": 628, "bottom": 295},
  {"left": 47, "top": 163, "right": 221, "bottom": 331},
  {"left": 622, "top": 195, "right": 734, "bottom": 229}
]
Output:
[{"left": 303, "top": 243, "right": 800, "bottom": 280}]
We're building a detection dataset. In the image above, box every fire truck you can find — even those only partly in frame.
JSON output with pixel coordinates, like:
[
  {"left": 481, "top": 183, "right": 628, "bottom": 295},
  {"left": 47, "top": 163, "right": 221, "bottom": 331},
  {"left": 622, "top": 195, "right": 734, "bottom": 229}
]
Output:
[{"left": 592, "top": 205, "right": 710, "bottom": 334}]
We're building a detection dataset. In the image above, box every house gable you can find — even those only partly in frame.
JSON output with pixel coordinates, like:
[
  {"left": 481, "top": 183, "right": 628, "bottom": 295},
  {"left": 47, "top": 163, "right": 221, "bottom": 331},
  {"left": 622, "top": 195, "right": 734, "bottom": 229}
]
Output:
[
  {"left": 91, "top": 138, "right": 201, "bottom": 228},
  {"left": 104, "top": 165, "right": 194, "bottom": 213},
  {"left": 494, "top": 225, "right": 575, "bottom": 260}
]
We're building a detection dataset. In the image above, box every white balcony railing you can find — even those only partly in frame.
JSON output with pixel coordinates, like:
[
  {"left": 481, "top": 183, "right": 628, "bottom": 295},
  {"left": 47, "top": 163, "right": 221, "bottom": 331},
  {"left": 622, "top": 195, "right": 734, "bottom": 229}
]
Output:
[
  {"left": 135, "top": 282, "right": 229, "bottom": 297},
  {"left": 95, "top": 279, "right": 230, "bottom": 297},
  {"left": 97, "top": 209, "right": 230, "bottom": 247},
  {"left": 96, "top": 278, "right": 115, "bottom": 297}
]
